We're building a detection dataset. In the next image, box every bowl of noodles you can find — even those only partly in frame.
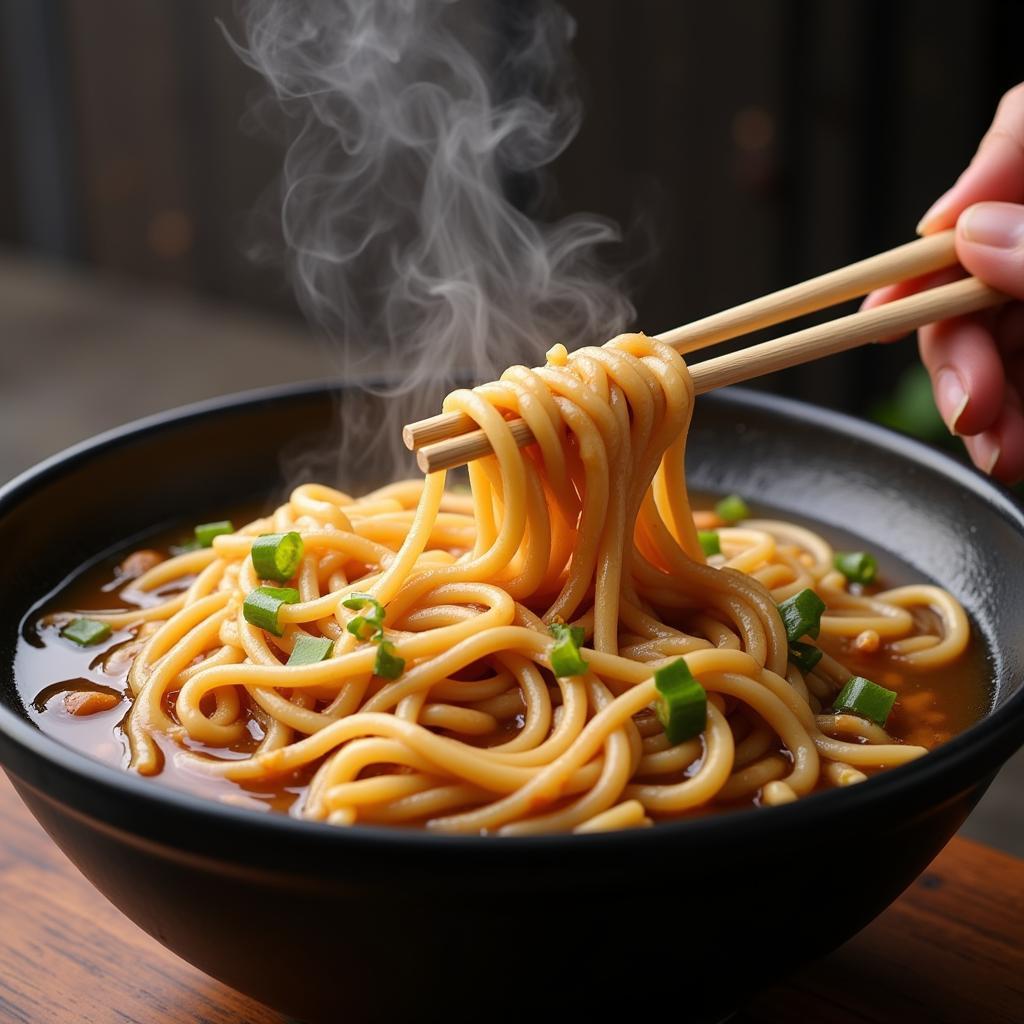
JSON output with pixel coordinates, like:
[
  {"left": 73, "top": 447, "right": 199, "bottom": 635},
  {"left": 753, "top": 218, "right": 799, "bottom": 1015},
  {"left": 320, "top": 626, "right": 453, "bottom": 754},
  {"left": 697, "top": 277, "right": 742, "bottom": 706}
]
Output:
[{"left": 2, "top": 350, "right": 1023, "bottom": 1022}]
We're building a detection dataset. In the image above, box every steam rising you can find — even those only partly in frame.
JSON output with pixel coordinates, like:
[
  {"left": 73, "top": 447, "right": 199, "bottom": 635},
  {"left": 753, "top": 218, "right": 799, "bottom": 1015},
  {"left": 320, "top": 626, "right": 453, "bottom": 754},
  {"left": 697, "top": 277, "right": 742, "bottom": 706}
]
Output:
[{"left": 233, "top": 0, "right": 633, "bottom": 470}]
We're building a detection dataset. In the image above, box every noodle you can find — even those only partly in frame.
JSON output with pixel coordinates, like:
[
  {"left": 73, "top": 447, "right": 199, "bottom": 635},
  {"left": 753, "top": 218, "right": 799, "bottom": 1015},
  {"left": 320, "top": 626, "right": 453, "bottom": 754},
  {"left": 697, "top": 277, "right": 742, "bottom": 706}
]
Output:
[{"left": 56, "top": 333, "right": 971, "bottom": 834}]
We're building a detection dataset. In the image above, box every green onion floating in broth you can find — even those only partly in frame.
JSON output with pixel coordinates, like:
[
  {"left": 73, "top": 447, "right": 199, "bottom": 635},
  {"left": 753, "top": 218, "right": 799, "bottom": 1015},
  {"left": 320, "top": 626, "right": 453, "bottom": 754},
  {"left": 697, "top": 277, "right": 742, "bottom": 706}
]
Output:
[
  {"left": 833, "top": 676, "right": 898, "bottom": 726},
  {"left": 60, "top": 618, "right": 112, "bottom": 647},
  {"left": 194, "top": 520, "right": 234, "bottom": 547},
  {"left": 778, "top": 588, "right": 826, "bottom": 641},
  {"left": 698, "top": 530, "right": 721, "bottom": 556},
  {"left": 833, "top": 551, "right": 878, "bottom": 585},
  {"left": 714, "top": 494, "right": 749, "bottom": 524},
  {"left": 788, "top": 640, "right": 823, "bottom": 672},
  {"left": 653, "top": 658, "right": 707, "bottom": 744}
]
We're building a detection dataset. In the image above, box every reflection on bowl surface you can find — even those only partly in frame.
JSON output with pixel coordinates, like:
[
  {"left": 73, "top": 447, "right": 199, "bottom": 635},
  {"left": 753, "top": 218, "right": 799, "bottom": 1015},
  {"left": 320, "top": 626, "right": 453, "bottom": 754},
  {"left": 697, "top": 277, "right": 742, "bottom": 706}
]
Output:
[{"left": 1, "top": 384, "right": 1023, "bottom": 1023}]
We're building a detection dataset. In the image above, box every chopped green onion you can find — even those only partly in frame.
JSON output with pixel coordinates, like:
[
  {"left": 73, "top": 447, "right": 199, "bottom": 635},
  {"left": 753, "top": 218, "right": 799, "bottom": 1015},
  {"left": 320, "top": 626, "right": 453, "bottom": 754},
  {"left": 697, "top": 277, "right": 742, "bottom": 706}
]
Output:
[
  {"left": 341, "top": 593, "right": 402, "bottom": 677},
  {"left": 833, "top": 551, "right": 878, "bottom": 585},
  {"left": 833, "top": 675, "right": 897, "bottom": 726},
  {"left": 347, "top": 614, "right": 373, "bottom": 640},
  {"left": 242, "top": 586, "right": 300, "bottom": 637},
  {"left": 61, "top": 618, "right": 112, "bottom": 647},
  {"left": 550, "top": 621, "right": 585, "bottom": 648},
  {"left": 715, "top": 494, "right": 749, "bottom": 524},
  {"left": 549, "top": 622, "right": 588, "bottom": 676},
  {"left": 788, "top": 640, "right": 823, "bottom": 672},
  {"left": 251, "top": 531, "right": 304, "bottom": 582},
  {"left": 287, "top": 634, "right": 333, "bottom": 666},
  {"left": 778, "top": 588, "right": 826, "bottom": 641},
  {"left": 698, "top": 530, "right": 721, "bottom": 557},
  {"left": 342, "top": 593, "right": 386, "bottom": 641},
  {"left": 194, "top": 520, "right": 234, "bottom": 547},
  {"left": 653, "top": 658, "right": 707, "bottom": 744},
  {"left": 373, "top": 640, "right": 405, "bottom": 679}
]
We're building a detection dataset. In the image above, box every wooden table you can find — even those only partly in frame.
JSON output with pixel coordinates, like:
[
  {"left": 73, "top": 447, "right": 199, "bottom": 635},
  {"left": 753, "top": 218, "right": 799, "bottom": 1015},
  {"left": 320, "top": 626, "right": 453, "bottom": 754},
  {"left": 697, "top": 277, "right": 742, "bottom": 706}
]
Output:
[{"left": 1, "top": 772, "right": 1021, "bottom": 1024}]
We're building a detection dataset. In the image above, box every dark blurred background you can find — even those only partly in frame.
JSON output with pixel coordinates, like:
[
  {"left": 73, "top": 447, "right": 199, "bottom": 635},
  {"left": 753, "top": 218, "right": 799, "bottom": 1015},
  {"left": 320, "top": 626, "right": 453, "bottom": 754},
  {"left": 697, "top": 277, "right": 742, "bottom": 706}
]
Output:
[
  {"left": 3, "top": 1, "right": 1022, "bottom": 443},
  {"left": 0, "top": 0, "right": 1021, "bottom": 850}
]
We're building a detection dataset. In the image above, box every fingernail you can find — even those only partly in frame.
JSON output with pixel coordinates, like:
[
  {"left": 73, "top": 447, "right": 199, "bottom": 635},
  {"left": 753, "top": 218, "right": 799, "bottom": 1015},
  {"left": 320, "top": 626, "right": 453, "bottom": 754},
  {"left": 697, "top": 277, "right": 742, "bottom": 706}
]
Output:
[
  {"left": 934, "top": 368, "right": 968, "bottom": 433},
  {"left": 960, "top": 202, "right": 1024, "bottom": 249},
  {"left": 916, "top": 187, "right": 956, "bottom": 235},
  {"left": 967, "top": 432, "right": 1001, "bottom": 476}
]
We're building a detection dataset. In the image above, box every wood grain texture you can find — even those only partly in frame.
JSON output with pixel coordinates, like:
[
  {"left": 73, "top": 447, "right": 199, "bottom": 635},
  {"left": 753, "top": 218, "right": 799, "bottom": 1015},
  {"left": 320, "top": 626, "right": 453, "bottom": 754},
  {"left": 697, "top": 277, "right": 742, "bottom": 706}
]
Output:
[
  {"left": 413, "top": 274, "right": 1005, "bottom": 472},
  {"left": 0, "top": 773, "right": 285, "bottom": 1024},
  {"left": 741, "top": 835, "right": 1024, "bottom": 1023},
  {"left": 402, "top": 231, "right": 959, "bottom": 453},
  {"left": 1, "top": 769, "right": 1020, "bottom": 1023}
]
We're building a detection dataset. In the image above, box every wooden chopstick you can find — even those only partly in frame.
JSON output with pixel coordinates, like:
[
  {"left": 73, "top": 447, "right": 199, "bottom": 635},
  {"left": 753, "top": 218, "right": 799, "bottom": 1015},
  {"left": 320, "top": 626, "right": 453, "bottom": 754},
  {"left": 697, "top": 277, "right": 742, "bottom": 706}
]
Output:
[
  {"left": 686, "top": 276, "right": 1001, "bottom": 393},
  {"left": 413, "top": 277, "right": 1004, "bottom": 473},
  {"left": 659, "top": 228, "right": 959, "bottom": 352},
  {"left": 403, "top": 231, "right": 958, "bottom": 452},
  {"left": 406, "top": 233, "right": 1008, "bottom": 474}
]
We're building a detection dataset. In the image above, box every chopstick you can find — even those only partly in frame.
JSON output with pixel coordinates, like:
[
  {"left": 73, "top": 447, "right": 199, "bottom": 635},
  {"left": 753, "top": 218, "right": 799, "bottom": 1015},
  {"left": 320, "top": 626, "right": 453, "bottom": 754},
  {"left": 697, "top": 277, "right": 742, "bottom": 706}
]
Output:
[
  {"left": 402, "top": 231, "right": 959, "bottom": 452},
  {"left": 404, "top": 232, "right": 1007, "bottom": 473}
]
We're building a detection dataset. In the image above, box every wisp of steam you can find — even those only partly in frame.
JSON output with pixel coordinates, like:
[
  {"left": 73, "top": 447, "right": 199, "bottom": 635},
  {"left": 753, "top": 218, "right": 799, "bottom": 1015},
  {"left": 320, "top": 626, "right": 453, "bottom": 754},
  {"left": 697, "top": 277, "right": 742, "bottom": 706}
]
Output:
[{"left": 232, "top": 0, "right": 633, "bottom": 473}]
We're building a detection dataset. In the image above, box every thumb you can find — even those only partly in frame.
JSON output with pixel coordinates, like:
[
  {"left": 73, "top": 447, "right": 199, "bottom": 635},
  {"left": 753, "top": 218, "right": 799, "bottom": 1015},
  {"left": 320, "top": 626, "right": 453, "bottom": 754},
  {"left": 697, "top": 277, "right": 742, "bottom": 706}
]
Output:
[{"left": 956, "top": 201, "right": 1024, "bottom": 300}]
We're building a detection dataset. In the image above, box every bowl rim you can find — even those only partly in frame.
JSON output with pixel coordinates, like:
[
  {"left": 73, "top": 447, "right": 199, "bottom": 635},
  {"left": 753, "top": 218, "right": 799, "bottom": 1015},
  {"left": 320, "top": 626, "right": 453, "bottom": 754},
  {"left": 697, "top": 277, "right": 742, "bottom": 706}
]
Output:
[{"left": 2, "top": 379, "right": 1023, "bottom": 853}]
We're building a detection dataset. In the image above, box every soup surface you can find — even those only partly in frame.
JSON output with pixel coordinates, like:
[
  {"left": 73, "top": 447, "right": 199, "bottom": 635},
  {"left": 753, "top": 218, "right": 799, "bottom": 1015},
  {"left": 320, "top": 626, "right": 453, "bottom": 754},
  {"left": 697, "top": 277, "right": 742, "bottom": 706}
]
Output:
[{"left": 14, "top": 497, "right": 992, "bottom": 823}]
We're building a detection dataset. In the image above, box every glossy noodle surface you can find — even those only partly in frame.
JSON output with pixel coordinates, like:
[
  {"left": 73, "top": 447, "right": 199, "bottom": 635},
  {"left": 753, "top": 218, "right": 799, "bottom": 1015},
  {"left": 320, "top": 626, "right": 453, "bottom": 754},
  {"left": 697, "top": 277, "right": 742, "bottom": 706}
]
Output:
[{"left": 15, "top": 334, "right": 989, "bottom": 834}]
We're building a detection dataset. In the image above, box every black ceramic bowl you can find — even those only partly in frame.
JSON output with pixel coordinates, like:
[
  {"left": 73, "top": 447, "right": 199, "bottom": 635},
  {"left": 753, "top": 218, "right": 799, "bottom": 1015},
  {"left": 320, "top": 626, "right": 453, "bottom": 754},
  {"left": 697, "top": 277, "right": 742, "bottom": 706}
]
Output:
[{"left": 2, "top": 384, "right": 1023, "bottom": 1024}]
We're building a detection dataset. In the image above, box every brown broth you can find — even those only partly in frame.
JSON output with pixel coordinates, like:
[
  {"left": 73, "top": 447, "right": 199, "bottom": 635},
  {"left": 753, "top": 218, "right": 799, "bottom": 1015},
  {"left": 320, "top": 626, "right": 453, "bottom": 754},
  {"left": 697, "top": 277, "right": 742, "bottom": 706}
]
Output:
[
  {"left": 14, "top": 501, "right": 994, "bottom": 824},
  {"left": 15, "top": 508, "right": 313, "bottom": 817}
]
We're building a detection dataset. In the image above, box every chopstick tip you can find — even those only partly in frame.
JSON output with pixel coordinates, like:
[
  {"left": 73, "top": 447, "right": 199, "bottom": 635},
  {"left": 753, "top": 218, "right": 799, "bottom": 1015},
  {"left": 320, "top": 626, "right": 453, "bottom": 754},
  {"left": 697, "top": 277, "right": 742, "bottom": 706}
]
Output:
[{"left": 415, "top": 447, "right": 434, "bottom": 474}]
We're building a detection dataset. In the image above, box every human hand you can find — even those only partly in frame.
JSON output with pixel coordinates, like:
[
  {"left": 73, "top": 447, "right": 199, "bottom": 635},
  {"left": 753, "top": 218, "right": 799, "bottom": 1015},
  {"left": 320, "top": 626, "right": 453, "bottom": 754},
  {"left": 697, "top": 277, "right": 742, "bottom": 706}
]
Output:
[{"left": 864, "top": 83, "right": 1024, "bottom": 483}]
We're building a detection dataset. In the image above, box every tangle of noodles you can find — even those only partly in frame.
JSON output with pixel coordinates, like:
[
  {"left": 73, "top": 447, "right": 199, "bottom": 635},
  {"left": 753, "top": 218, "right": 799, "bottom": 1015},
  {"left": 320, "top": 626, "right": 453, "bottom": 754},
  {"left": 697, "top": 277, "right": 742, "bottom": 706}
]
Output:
[{"left": 61, "top": 334, "right": 971, "bottom": 834}]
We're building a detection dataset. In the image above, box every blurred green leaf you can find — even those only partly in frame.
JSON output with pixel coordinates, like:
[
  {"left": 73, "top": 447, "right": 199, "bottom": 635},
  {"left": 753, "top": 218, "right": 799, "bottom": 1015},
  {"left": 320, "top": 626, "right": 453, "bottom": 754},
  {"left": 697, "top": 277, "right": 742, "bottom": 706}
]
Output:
[
  {"left": 869, "top": 364, "right": 953, "bottom": 448},
  {"left": 870, "top": 366, "right": 1024, "bottom": 500}
]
